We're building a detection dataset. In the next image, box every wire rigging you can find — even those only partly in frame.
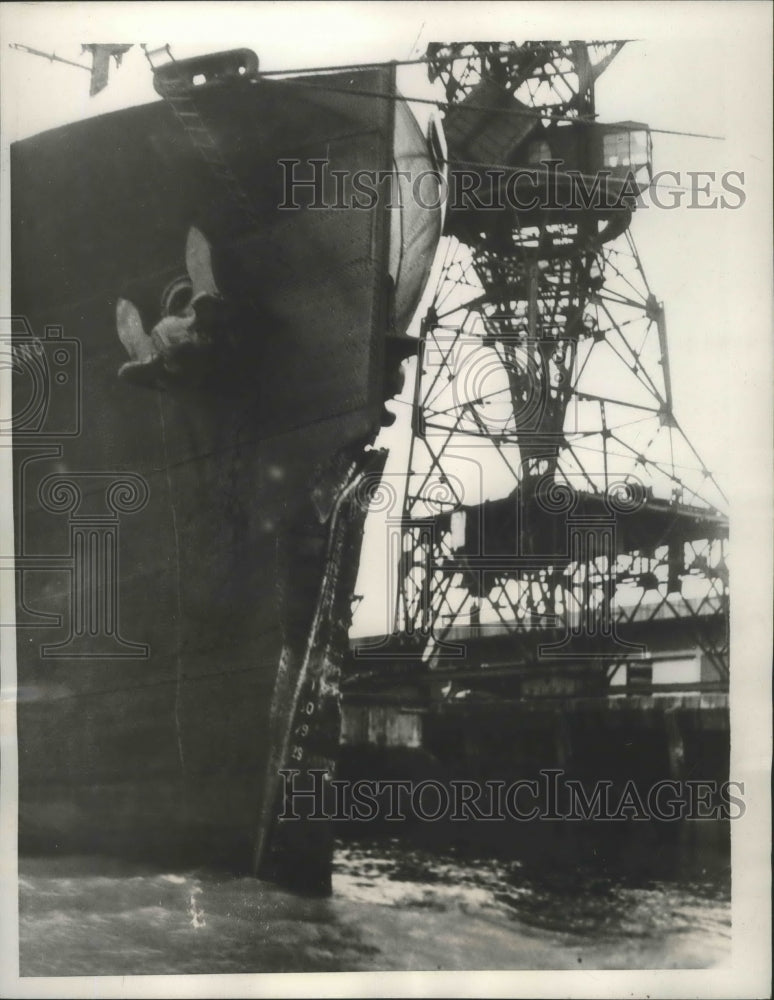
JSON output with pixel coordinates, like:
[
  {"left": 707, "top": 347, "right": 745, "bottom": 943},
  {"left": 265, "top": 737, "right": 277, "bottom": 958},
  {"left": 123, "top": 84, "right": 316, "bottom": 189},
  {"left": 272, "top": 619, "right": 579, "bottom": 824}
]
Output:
[
  {"left": 275, "top": 74, "right": 725, "bottom": 141},
  {"left": 9, "top": 40, "right": 726, "bottom": 141}
]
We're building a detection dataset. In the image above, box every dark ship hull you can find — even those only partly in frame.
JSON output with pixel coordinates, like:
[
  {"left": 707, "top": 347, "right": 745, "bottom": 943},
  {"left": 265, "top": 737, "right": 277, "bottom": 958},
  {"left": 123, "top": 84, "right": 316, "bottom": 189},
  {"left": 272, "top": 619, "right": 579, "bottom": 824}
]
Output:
[{"left": 11, "top": 58, "right": 442, "bottom": 889}]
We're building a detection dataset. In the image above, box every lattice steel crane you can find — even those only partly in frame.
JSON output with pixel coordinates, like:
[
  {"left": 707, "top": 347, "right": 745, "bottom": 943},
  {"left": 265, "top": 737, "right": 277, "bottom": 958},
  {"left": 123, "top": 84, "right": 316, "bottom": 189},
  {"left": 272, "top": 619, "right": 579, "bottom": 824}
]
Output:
[{"left": 352, "top": 42, "right": 728, "bottom": 700}]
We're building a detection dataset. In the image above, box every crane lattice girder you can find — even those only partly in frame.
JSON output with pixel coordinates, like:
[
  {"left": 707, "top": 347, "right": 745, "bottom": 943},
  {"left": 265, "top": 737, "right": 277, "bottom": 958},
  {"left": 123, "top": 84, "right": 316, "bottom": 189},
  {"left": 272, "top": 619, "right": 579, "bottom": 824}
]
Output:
[
  {"left": 430, "top": 490, "right": 727, "bottom": 559},
  {"left": 379, "top": 41, "right": 729, "bottom": 683},
  {"left": 425, "top": 41, "right": 627, "bottom": 111}
]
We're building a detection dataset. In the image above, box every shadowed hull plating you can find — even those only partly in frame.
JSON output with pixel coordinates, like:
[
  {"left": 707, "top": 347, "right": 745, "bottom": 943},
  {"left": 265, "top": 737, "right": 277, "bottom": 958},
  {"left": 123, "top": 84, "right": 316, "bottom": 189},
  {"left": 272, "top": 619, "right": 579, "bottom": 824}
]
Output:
[{"left": 11, "top": 63, "right": 441, "bottom": 887}]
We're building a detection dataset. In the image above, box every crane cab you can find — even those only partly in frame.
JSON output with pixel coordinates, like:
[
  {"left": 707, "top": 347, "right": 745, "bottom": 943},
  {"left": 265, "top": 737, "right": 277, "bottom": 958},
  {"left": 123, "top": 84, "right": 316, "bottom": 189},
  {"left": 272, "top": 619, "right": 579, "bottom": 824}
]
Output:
[{"left": 441, "top": 77, "right": 652, "bottom": 254}]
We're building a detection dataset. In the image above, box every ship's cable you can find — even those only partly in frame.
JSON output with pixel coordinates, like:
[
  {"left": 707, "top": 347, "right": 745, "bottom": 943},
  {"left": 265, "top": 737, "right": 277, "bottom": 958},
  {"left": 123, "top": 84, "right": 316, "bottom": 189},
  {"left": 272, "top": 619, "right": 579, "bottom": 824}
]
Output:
[{"left": 276, "top": 75, "right": 725, "bottom": 141}]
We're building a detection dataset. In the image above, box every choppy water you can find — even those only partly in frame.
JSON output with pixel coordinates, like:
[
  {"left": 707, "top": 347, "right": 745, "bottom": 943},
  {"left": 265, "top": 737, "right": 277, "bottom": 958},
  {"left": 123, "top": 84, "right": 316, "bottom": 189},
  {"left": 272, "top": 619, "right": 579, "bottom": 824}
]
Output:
[{"left": 18, "top": 835, "right": 730, "bottom": 975}]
